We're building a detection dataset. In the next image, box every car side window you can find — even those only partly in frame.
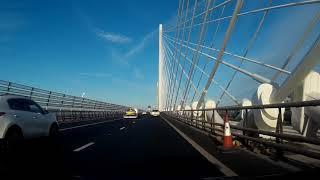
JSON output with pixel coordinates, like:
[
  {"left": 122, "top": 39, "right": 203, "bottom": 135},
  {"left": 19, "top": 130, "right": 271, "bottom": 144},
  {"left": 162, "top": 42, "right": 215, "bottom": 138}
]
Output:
[
  {"left": 29, "top": 104, "right": 42, "bottom": 113},
  {"left": 27, "top": 100, "right": 44, "bottom": 114},
  {"left": 7, "top": 98, "right": 30, "bottom": 111}
]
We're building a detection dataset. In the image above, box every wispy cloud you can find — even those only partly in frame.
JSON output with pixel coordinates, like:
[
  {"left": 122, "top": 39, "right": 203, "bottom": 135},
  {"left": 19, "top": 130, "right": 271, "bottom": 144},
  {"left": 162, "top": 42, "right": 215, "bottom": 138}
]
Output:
[
  {"left": 124, "top": 29, "right": 157, "bottom": 58},
  {"left": 107, "top": 28, "right": 157, "bottom": 67},
  {"left": 80, "top": 72, "right": 112, "bottom": 78},
  {"left": 110, "top": 47, "right": 129, "bottom": 66},
  {"left": 96, "top": 29, "right": 132, "bottom": 44}
]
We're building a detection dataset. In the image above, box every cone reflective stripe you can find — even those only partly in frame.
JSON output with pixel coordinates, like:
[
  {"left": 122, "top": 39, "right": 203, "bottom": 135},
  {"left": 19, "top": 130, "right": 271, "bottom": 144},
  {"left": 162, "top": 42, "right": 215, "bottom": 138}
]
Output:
[
  {"left": 223, "top": 111, "right": 233, "bottom": 149},
  {"left": 224, "top": 122, "right": 231, "bottom": 136}
]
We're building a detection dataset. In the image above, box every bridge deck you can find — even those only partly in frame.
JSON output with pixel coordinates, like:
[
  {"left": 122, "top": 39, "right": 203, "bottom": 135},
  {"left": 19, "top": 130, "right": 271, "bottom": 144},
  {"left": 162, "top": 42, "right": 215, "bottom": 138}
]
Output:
[
  {"left": 0, "top": 115, "right": 317, "bottom": 179},
  {"left": 1, "top": 116, "right": 222, "bottom": 179}
]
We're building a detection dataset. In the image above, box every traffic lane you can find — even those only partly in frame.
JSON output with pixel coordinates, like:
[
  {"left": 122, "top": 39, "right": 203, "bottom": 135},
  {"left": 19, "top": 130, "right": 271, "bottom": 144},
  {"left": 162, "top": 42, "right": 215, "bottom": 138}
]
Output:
[
  {"left": 58, "top": 117, "right": 127, "bottom": 150},
  {"left": 0, "top": 117, "right": 143, "bottom": 178},
  {"left": 0, "top": 115, "right": 222, "bottom": 178},
  {"left": 70, "top": 116, "right": 224, "bottom": 178},
  {"left": 58, "top": 116, "right": 123, "bottom": 129},
  {"left": 58, "top": 116, "right": 149, "bottom": 151}
]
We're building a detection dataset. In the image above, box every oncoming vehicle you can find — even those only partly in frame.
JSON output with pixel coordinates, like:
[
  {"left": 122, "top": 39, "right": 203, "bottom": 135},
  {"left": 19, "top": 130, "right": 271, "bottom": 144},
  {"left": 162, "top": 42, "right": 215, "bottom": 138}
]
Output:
[
  {"left": 123, "top": 108, "right": 138, "bottom": 119},
  {"left": 0, "top": 95, "right": 59, "bottom": 149},
  {"left": 150, "top": 109, "right": 160, "bottom": 117}
]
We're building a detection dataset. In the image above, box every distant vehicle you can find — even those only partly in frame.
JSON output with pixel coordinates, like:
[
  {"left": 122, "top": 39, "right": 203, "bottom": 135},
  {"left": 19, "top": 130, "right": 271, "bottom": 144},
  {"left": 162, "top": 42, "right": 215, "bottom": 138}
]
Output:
[
  {"left": 124, "top": 108, "right": 138, "bottom": 119},
  {"left": 142, "top": 112, "right": 147, "bottom": 115},
  {"left": 0, "top": 95, "right": 59, "bottom": 149},
  {"left": 150, "top": 109, "right": 160, "bottom": 117}
]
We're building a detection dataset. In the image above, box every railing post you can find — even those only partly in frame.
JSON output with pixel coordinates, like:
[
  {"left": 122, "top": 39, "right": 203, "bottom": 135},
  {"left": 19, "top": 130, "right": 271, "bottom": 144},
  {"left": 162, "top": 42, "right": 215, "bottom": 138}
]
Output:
[
  {"left": 46, "top": 91, "right": 51, "bottom": 110},
  {"left": 72, "top": 96, "right": 75, "bottom": 110},
  {"left": 80, "top": 111, "right": 83, "bottom": 121},
  {"left": 73, "top": 110, "right": 76, "bottom": 122},
  {"left": 81, "top": 98, "right": 84, "bottom": 112},
  {"left": 276, "top": 108, "right": 283, "bottom": 142},
  {"left": 176, "top": 111, "right": 179, "bottom": 122},
  {"left": 243, "top": 108, "right": 248, "bottom": 146},
  {"left": 211, "top": 110, "right": 215, "bottom": 134},
  {"left": 202, "top": 109, "right": 205, "bottom": 131},
  {"left": 60, "top": 111, "right": 64, "bottom": 122},
  {"left": 243, "top": 109, "right": 248, "bottom": 135},
  {"left": 176, "top": 111, "right": 179, "bottom": 121},
  {"left": 276, "top": 107, "right": 284, "bottom": 157},
  {"left": 6, "top": 82, "right": 11, "bottom": 94},
  {"left": 30, "top": 87, "right": 34, "bottom": 98},
  {"left": 191, "top": 110, "right": 194, "bottom": 127}
]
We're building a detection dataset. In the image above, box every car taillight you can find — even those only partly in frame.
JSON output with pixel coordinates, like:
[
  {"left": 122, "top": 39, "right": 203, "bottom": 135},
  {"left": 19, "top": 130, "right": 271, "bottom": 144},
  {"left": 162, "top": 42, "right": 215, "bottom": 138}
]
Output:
[{"left": 0, "top": 112, "right": 5, "bottom": 116}]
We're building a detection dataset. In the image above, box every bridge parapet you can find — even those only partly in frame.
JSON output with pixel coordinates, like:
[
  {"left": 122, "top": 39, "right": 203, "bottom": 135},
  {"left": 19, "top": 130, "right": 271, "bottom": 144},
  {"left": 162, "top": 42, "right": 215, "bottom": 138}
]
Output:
[
  {"left": 0, "top": 80, "right": 128, "bottom": 122},
  {"left": 162, "top": 99, "right": 320, "bottom": 160}
]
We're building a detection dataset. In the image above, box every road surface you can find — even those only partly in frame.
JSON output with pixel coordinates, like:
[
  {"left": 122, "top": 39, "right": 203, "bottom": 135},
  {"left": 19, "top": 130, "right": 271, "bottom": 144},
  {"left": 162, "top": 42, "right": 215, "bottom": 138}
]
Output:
[
  {"left": 1, "top": 115, "right": 318, "bottom": 179},
  {"left": 0, "top": 115, "right": 224, "bottom": 179}
]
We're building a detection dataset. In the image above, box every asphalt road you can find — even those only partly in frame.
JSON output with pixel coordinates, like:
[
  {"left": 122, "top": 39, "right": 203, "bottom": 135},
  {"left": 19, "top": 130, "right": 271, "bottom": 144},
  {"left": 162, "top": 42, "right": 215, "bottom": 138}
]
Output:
[{"left": 0, "top": 115, "right": 224, "bottom": 179}]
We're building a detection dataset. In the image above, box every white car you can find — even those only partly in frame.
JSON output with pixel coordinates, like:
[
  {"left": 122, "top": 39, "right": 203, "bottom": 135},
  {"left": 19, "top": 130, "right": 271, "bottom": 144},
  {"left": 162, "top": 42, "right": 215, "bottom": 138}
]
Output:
[
  {"left": 150, "top": 110, "right": 160, "bottom": 116},
  {"left": 0, "top": 95, "right": 59, "bottom": 149}
]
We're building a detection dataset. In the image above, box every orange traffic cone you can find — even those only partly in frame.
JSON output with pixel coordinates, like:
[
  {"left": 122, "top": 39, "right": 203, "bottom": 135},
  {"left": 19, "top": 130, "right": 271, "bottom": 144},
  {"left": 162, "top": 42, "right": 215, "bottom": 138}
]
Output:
[{"left": 223, "top": 112, "right": 233, "bottom": 150}]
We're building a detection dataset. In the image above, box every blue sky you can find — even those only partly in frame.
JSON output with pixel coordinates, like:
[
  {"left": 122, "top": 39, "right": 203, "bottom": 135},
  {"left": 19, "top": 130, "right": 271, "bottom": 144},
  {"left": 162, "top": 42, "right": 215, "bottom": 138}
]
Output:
[
  {"left": 0, "top": 0, "right": 178, "bottom": 108},
  {"left": 1, "top": 0, "right": 320, "bottom": 109}
]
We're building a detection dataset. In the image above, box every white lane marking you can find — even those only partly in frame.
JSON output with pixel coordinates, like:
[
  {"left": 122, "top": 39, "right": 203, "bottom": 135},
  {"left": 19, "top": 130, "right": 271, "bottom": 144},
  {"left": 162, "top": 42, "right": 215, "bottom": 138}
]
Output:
[
  {"left": 73, "top": 142, "right": 95, "bottom": 152},
  {"left": 161, "top": 116, "right": 238, "bottom": 177},
  {"left": 120, "top": 127, "right": 126, "bottom": 130},
  {"left": 60, "top": 118, "right": 123, "bottom": 131}
]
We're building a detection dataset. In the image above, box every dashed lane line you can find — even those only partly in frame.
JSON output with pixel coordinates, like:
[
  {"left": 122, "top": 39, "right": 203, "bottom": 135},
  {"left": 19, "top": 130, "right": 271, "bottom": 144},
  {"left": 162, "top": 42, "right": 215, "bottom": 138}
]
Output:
[
  {"left": 73, "top": 142, "right": 95, "bottom": 152},
  {"left": 60, "top": 118, "right": 123, "bottom": 131}
]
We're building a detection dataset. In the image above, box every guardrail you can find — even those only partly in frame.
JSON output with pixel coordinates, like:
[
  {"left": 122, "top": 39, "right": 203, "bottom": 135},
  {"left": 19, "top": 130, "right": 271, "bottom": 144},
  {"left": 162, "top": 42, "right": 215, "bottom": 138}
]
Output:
[
  {"left": 54, "top": 110, "right": 123, "bottom": 123},
  {"left": 161, "top": 100, "right": 320, "bottom": 160},
  {"left": 0, "top": 80, "right": 128, "bottom": 122}
]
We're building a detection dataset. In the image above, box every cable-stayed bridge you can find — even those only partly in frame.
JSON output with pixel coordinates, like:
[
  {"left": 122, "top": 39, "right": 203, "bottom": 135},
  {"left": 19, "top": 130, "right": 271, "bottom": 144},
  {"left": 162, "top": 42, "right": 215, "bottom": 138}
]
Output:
[
  {"left": 1, "top": 0, "right": 320, "bottom": 179},
  {"left": 158, "top": 0, "right": 320, "bottom": 137}
]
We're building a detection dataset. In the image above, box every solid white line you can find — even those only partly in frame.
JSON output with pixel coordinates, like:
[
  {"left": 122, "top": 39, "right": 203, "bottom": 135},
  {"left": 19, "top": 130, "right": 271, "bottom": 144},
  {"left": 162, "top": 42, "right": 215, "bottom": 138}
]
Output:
[
  {"left": 73, "top": 142, "right": 95, "bottom": 152},
  {"left": 120, "top": 127, "right": 126, "bottom": 130},
  {"left": 60, "top": 118, "right": 123, "bottom": 131},
  {"left": 161, "top": 116, "right": 238, "bottom": 177}
]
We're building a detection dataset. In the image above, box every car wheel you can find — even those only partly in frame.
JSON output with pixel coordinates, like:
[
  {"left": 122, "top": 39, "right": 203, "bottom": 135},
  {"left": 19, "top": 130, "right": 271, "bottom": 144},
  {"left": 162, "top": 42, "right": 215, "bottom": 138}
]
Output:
[{"left": 5, "top": 127, "right": 23, "bottom": 152}]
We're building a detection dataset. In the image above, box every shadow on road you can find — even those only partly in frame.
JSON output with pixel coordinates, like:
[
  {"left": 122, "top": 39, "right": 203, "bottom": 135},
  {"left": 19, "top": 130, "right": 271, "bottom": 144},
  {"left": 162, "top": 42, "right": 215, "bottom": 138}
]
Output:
[{"left": 0, "top": 137, "right": 72, "bottom": 179}]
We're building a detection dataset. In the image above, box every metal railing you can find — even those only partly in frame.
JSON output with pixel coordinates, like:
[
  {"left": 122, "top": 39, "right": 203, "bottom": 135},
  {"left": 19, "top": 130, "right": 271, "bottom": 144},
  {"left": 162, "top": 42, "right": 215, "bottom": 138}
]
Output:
[
  {"left": 161, "top": 100, "right": 320, "bottom": 160},
  {"left": 0, "top": 80, "right": 128, "bottom": 122},
  {"left": 55, "top": 110, "right": 123, "bottom": 123}
]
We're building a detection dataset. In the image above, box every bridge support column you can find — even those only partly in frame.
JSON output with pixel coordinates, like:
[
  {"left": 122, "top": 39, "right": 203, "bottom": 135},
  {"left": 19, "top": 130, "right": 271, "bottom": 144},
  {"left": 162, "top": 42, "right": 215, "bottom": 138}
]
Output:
[{"left": 158, "top": 24, "right": 164, "bottom": 111}]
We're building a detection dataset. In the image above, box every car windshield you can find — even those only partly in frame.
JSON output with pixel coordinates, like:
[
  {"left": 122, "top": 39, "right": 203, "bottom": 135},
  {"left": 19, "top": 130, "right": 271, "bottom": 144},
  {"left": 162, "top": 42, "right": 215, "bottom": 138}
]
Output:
[{"left": 152, "top": 110, "right": 158, "bottom": 112}]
